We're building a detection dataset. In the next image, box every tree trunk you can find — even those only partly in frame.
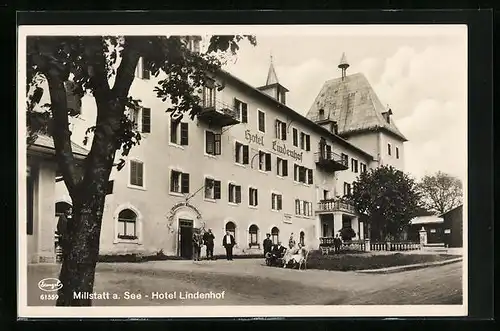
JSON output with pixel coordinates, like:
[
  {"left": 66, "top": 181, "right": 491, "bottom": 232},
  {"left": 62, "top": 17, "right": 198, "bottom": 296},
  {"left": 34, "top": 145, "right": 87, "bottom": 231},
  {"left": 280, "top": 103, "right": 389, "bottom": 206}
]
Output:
[{"left": 56, "top": 195, "right": 105, "bottom": 306}]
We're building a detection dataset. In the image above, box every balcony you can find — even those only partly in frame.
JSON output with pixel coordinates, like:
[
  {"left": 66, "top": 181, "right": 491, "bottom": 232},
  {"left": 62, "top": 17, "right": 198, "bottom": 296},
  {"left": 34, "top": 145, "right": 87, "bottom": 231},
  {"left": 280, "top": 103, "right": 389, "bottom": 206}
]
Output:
[
  {"left": 316, "top": 198, "right": 357, "bottom": 214},
  {"left": 197, "top": 98, "right": 240, "bottom": 127},
  {"left": 315, "top": 151, "right": 349, "bottom": 171}
]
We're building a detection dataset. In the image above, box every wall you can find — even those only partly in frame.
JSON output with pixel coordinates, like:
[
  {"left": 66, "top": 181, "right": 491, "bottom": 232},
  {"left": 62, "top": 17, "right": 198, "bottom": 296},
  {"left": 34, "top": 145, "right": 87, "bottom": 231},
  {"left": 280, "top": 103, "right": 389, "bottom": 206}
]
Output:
[
  {"left": 378, "top": 132, "right": 405, "bottom": 171},
  {"left": 443, "top": 206, "right": 463, "bottom": 248}
]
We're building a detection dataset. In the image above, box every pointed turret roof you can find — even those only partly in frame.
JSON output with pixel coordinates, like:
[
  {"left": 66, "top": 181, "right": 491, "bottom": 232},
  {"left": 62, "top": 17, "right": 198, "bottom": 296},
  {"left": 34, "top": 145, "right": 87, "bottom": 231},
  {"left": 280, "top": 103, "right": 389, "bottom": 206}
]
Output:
[
  {"left": 265, "top": 56, "right": 280, "bottom": 85},
  {"left": 338, "top": 52, "right": 350, "bottom": 69},
  {"left": 306, "top": 72, "right": 407, "bottom": 141}
]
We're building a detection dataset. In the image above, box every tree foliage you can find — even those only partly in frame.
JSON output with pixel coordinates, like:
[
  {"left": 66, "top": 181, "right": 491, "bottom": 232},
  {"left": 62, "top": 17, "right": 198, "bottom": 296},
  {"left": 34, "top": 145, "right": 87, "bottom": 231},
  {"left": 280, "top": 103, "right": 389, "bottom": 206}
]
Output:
[
  {"left": 26, "top": 34, "right": 256, "bottom": 306},
  {"left": 417, "top": 171, "right": 463, "bottom": 214},
  {"left": 351, "top": 165, "right": 421, "bottom": 241}
]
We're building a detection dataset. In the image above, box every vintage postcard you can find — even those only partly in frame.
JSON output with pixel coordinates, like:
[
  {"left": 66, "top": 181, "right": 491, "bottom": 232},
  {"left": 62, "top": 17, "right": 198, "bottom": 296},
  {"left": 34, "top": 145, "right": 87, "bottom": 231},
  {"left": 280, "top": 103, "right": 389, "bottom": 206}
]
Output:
[{"left": 18, "top": 24, "right": 468, "bottom": 318}]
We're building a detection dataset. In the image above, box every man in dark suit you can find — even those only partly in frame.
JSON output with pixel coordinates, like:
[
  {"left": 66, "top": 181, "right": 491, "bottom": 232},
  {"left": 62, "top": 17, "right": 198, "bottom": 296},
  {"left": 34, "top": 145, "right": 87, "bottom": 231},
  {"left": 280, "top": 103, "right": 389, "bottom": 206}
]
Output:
[
  {"left": 203, "top": 228, "right": 215, "bottom": 260},
  {"left": 222, "top": 231, "right": 236, "bottom": 261},
  {"left": 262, "top": 233, "right": 273, "bottom": 258},
  {"left": 56, "top": 206, "right": 73, "bottom": 259}
]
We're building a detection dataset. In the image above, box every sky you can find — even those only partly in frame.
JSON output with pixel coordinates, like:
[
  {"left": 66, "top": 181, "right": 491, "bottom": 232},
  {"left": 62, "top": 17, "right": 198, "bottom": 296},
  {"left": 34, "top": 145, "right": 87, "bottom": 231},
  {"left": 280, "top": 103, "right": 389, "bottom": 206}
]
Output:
[{"left": 215, "top": 26, "right": 467, "bottom": 183}]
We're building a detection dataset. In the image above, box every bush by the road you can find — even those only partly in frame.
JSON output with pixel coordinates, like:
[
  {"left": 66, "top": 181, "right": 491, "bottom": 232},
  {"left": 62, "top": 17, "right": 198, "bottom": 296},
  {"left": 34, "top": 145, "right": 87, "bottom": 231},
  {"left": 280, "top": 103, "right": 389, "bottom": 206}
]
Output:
[{"left": 306, "top": 251, "right": 460, "bottom": 271}]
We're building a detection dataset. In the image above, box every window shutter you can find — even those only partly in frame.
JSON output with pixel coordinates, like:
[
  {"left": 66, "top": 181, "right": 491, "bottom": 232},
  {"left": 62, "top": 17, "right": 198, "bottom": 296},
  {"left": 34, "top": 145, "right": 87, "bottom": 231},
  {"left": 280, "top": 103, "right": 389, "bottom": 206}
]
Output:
[
  {"left": 283, "top": 160, "right": 288, "bottom": 177},
  {"left": 170, "top": 120, "right": 177, "bottom": 144},
  {"left": 295, "top": 199, "right": 300, "bottom": 214},
  {"left": 277, "top": 195, "right": 282, "bottom": 210},
  {"left": 259, "top": 111, "right": 265, "bottom": 132},
  {"left": 130, "top": 161, "right": 138, "bottom": 185},
  {"left": 142, "top": 57, "right": 150, "bottom": 80},
  {"left": 281, "top": 122, "right": 287, "bottom": 140},
  {"left": 214, "top": 180, "right": 221, "bottom": 199},
  {"left": 306, "top": 135, "right": 311, "bottom": 151},
  {"left": 241, "top": 103, "right": 248, "bottom": 123},
  {"left": 170, "top": 171, "right": 176, "bottom": 192},
  {"left": 276, "top": 158, "right": 281, "bottom": 175},
  {"left": 181, "top": 173, "right": 189, "bottom": 193},
  {"left": 308, "top": 169, "right": 313, "bottom": 184},
  {"left": 294, "top": 164, "right": 298, "bottom": 181},
  {"left": 299, "top": 167, "right": 306, "bottom": 182},
  {"left": 235, "top": 142, "right": 241, "bottom": 163},
  {"left": 137, "top": 162, "right": 144, "bottom": 187},
  {"left": 106, "top": 180, "right": 114, "bottom": 195},
  {"left": 180, "top": 123, "right": 188, "bottom": 145},
  {"left": 265, "top": 153, "right": 271, "bottom": 171},
  {"left": 275, "top": 120, "right": 279, "bottom": 139},
  {"left": 293, "top": 128, "right": 298, "bottom": 146},
  {"left": 235, "top": 185, "right": 241, "bottom": 203},
  {"left": 141, "top": 108, "right": 151, "bottom": 133},
  {"left": 243, "top": 145, "right": 249, "bottom": 164},
  {"left": 254, "top": 189, "right": 258, "bottom": 206},
  {"left": 206, "top": 131, "right": 214, "bottom": 154},
  {"left": 214, "top": 134, "right": 221, "bottom": 155},
  {"left": 271, "top": 193, "right": 276, "bottom": 209}
]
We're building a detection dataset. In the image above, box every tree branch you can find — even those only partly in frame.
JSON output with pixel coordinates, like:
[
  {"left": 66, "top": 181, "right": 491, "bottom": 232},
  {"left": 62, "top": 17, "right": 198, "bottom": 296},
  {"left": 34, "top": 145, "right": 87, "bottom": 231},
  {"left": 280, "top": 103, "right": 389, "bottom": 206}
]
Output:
[{"left": 111, "top": 37, "right": 141, "bottom": 99}]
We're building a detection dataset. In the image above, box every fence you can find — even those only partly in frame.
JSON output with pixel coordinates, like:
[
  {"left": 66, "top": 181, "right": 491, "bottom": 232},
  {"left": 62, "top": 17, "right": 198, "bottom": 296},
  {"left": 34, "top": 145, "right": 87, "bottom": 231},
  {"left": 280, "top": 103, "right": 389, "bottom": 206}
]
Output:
[
  {"left": 369, "top": 241, "right": 421, "bottom": 252},
  {"left": 319, "top": 237, "right": 421, "bottom": 254}
]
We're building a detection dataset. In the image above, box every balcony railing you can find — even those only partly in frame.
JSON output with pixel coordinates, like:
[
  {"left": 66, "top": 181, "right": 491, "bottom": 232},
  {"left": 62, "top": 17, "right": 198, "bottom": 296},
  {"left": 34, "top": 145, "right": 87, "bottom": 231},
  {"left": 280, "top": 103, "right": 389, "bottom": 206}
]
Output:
[
  {"left": 314, "top": 151, "right": 349, "bottom": 171},
  {"left": 316, "top": 198, "right": 357, "bottom": 214},
  {"left": 198, "top": 98, "right": 240, "bottom": 127}
]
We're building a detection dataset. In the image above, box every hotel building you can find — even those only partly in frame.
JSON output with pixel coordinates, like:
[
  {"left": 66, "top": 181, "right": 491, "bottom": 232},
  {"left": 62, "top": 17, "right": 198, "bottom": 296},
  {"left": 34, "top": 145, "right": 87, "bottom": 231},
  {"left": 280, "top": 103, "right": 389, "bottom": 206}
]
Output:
[{"left": 27, "top": 41, "right": 407, "bottom": 262}]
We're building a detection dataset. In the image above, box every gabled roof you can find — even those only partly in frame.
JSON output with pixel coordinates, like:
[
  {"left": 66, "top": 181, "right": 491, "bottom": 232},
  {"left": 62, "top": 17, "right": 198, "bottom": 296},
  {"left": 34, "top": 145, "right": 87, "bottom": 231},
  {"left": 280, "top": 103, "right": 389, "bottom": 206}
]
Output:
[
  {"left": 28, "top": 134, "right": 89, "bottom": 158},
  {"left": 218, "top": 70, "right": 375, "bottom": 160},
  {"left": 306, "top": 72, "right": 407, "bottom": 141}
]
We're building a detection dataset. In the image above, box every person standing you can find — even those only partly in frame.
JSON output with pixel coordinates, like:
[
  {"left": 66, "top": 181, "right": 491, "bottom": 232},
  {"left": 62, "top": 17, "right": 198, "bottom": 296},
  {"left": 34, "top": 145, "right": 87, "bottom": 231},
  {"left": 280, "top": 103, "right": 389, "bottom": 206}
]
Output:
[
  {"left": 334, "top": 233, "right": 342, "bottom": 253},
  {"left": 263, "top": 233, "right": 273, "bottom": 257},
  {"left": 288, "top": 232, "right": 296, "bottom": 249},
  {"left": 222, "top": 230, "right": 236, "bottom": 261},
  {"left": 203, "top": 228, "right": 215, "bottom": 260},
  {"left": 192, "top": 230, "right": 202, "bottom": 261},
  {"left": 56, "top": 206, "right": 72, "bottom": 260}
]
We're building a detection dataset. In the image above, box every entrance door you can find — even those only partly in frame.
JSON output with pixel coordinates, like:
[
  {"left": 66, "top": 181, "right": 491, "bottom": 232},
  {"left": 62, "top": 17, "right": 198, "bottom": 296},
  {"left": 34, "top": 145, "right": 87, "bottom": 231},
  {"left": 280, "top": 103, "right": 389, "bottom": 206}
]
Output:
[{"left": 179, "top": 219, "right": 193, "bottom": 259}]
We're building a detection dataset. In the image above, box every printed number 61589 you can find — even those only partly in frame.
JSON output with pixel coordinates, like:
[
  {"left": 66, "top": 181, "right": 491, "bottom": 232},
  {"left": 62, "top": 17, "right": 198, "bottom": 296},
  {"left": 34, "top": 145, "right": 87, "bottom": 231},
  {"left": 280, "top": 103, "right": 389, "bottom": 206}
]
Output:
[{"left": 40, "top": 293, "right": 59, "bottom": 301}]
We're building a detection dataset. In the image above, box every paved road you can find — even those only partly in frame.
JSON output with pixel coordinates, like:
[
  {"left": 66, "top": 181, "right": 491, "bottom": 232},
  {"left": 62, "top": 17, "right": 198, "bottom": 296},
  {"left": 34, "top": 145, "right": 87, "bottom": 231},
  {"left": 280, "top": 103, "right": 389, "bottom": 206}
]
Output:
[{"left": 27, "top": 259, "right": 463, "bottom": 306}]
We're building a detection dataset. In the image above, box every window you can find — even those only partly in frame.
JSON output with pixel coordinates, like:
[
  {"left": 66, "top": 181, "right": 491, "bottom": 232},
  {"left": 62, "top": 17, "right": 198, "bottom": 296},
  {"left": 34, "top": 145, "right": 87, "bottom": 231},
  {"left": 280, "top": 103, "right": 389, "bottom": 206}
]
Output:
[
  {"left": 249, "top": 224, "right": 259, "bottom": 246},
  {"left": 341, "top": 153, "right": 348, "bottom": 165},
  {"left": 235, "top": 142, "right": 249, "bottom": 165},
  {"left": 228, "top": 183, "right": 242, "bottom": 204},
  {"left": 225, "top": 221, "right": 236, "bottom": 238},
  {"left": 170, "top": 120, "right": 188, "bottom": 145},
  {"left": 295, "top": 199, "right": 312, "bottom": 216},
  {"left": 202, "top": 83, "right": 216, "bottom": 108},
  {"left": 299, "top": 132, "right": 310, "bottom": 151},
  {"left": 258, "top": 151, "right": 272, "bottom": 171},
  {"left": 292, "top": 128, "right": 298, "bottom": 147},
  {"left": 234, "top": 99, "right": 248, "bottom": 123},
  {"left": 135, "top": 57, "right": 150, "bottom": 80},
  {"left": 258, "top": 110, "right": 266, "bottom": 132},
  {"left": 444, "top": 229, "right": 451, "bottom": 234},
  {"left": 129, "top": 160, "right": 144, "bottom": 188},
  {"left": 343, "top": 182, "right": 352, "bottom": 196},
  {"left": 141, "top": 108, "right": 151, "bottom": 133},
  {"left": 106, "top": 180, "right": 114, "bottom": 195},
  {"left": 271, "top": 193, "right": 283, "bottom": 211},
  {"left": 276, "top": 157, "right": 288, "bottom": 177},
  {"left": 396, "top": 147, "right": 400, "bottom": 159},
  {"left": 388, "top": 143, "right": 392, "bottom": 156},
  {"left": 294, "top": 164, "right": 313, "bottom": 184},
  {"left": 271, "top": 227, "right": 280, "bottom": 245},
  {"left": 204, "top": 178, "right": 221, "bottom": 200},
  {"left": 170, "top": 170, "right": 189, "bottom": 194},
  {"left": 430, "top": 229, "right": 436, "bottom": 233},
  {"left": 249, "top": 187, "right": 258, "bottom": 206},
  {"left": 205, "top": 131, "right": 221, "bottom": 155},
  {"left": 360, "top": 163, "right": 367, "bottom": 173},
  {"left": 299, "top": 231, "right": 305, "bottom": 245},
  {"left": 117, "top": 209, "right": 137, "bottom": 240},
  {"left": 351, "top": 159, "right": 358, "bottom": 173},
  {"left": 275, "top": 119, "right": 287, "bottom": 140}
]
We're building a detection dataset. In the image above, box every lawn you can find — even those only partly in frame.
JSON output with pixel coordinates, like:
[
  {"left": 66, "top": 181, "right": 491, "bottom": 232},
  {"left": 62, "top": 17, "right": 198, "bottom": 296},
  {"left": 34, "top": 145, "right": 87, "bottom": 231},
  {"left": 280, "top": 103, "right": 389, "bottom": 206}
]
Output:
[{"left": 306, "top": 251, "right": 460, "bottom": 271}]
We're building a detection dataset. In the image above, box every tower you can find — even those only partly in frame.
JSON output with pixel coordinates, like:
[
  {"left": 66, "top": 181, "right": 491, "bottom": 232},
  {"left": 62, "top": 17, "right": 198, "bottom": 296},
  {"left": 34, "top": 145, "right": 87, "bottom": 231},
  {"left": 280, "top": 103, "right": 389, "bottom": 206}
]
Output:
[
  {"left": 257, "top": 54, "right": 289, "bottom": 105},
  {"left": 338, "top": 52, "right": 350, "bottom": 81}
]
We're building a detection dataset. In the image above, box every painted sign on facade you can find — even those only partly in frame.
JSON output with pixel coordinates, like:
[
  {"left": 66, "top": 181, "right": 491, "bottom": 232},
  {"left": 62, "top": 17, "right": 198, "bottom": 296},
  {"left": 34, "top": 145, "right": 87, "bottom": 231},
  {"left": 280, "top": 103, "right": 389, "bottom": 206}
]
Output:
[
  {"left": 245, "top": 130, "right": 264, "bottom": 146},
  {"left": 272, "top": 141, "right": 303, "bottom": 162}
]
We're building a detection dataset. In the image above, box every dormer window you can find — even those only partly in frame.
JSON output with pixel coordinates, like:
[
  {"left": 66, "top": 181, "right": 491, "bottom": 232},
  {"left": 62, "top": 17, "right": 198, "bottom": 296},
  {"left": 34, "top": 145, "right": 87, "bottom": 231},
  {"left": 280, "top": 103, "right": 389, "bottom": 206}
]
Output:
[{"left": 318, "top": 108, "right": 325, "bottom": 118}]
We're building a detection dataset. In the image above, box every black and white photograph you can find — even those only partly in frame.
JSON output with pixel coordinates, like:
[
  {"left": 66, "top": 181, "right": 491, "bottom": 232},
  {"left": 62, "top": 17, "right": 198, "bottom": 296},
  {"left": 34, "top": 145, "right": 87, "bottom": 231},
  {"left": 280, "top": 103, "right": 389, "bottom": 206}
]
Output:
[{"left": 18, "top": 23, "right": 467, "bottom": 318}]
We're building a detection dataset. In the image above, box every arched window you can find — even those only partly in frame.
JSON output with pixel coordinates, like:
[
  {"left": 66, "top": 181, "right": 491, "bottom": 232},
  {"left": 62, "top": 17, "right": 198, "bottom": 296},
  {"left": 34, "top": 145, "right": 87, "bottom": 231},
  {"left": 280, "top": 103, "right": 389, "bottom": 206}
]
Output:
[
  {"left": 55, "top": 202, "right": 72, "bottom": 217},
  {"left": 300, "top": 231, "right": 305, "bottom": 245},
  {"left": 271, "top": 227, "right": 280, "bottom": 245},
  {"left": 225, "top": 221, "right": 236, "bottom": 238},
  {"left": 249, "top": 224, "right": 259, "bottom": 246},
  {"left": 118, "top": 209, "right": 137, "bottom": 240}
]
